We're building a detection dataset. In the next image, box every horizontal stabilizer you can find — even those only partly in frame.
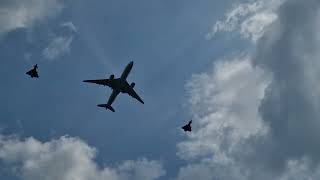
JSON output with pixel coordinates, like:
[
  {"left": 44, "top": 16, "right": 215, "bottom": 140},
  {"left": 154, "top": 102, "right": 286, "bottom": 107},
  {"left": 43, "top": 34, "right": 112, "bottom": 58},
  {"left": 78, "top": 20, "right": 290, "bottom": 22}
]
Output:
[
  {"left": 83, "top": 80, "right": 94, "bottom": 83},
  {"left": 97, "top": 104, "right": 115, "bottom": 112}
]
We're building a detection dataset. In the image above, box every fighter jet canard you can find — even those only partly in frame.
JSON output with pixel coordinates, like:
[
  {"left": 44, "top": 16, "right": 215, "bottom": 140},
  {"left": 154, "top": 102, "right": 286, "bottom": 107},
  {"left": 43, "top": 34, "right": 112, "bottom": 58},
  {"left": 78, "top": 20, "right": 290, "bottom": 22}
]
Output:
[
  {"left": 26, "top": 64, "right": 39, "bottom": 78},
  {"left": 83, "top": 61, "right": 144, "bottom": 112},
  {"left": 182, "top": 120, "right": 192, "bottom": 132}
]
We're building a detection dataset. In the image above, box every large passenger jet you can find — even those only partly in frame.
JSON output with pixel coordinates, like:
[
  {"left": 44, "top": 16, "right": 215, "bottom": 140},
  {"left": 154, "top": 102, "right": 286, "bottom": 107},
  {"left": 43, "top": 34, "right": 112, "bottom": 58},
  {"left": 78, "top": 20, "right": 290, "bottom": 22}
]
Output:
[{"left": 83, "top": 61, "right": 144, "bottom": 112}]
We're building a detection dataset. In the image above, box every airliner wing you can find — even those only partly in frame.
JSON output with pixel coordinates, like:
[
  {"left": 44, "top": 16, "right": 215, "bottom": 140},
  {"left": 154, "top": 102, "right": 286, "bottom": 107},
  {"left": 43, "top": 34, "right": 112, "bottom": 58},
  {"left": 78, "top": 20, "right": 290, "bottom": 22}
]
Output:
[
  {"left": 123, "top": 82, "right": 144, "bottom": 104},
  {"left": 83, "top": 78, "right": 118, "bottom": 89}
]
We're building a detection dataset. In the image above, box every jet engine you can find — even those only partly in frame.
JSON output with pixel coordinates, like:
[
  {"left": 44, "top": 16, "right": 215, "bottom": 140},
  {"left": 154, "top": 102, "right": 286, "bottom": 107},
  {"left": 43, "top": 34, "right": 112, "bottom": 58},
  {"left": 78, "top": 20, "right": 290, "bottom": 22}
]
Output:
[
  {"left": 130, "top": 82, "right": 135, "bottom": 88},
  {"left": 110, "top": 74, "right": 114, "bottom": 79}
]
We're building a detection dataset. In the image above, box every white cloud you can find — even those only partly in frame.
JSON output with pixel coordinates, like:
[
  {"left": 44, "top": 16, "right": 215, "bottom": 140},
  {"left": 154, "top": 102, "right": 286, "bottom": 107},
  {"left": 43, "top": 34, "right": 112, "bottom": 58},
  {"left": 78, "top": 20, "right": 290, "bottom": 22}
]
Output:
[
  {"left": 178, "top": 0, "right": 320, "bottom": 179},
  {"left": 178, "top": 55, "right": 270, "bottom": 160},
  {"left": 43, "top": 36, "right": 73, "bottom": 60},
  {"left": 176, "top": 56, "right": 270, "bottom": 179},
  {"left": 0, "top": 135, "right": 165, "bottom": 180},
  {"left": 42, "top": 22, "right": 76, "bottom": 60},
  {"left": 0, "top": 0, "right": 64, "bottom": 36},
  {"left": 206, "top": 0, "right": 284, "bottom": 42}
]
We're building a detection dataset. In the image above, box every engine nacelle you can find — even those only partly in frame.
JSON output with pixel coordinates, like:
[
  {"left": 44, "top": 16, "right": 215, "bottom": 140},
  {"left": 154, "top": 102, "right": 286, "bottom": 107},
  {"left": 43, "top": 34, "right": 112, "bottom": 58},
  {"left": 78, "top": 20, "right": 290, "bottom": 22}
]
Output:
[
  {"left": 130, "top": 82, "right": 135, "bottom": 88},
  {"left": 110, "top": 74, "right": 114, "bottom": 79}
]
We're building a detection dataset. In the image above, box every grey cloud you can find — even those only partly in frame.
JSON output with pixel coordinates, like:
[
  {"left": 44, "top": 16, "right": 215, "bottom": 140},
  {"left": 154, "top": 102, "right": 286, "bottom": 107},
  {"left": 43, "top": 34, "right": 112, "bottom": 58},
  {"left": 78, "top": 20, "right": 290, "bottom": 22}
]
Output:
[
  {"left": 253, "top": 0, "right": 320, "bottom": 168},
  {"left": 60, "top": 22, "right": 77, "bottom": 33}
]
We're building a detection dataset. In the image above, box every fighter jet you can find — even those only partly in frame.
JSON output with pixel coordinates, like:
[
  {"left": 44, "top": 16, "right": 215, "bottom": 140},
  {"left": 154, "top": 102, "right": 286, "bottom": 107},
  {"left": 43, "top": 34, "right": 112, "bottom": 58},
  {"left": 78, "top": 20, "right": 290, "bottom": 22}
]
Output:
[
  {"left": 26, "top": 64, "right": 39, "bottom": 78},
  {"left": 182, "top": 120, "right": 192, "bottom": 132},
  {"left": 83, "top": 61, "right": 144, "bottom": 112}
]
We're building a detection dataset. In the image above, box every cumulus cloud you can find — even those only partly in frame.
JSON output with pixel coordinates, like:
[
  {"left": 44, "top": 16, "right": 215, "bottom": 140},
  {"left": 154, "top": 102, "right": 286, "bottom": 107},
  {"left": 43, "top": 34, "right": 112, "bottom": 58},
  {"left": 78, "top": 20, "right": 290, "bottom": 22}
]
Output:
[
  {"left": 0, "top": 0, "right": 64, "bottom": 36},
  {"left": 178, "top": 0, "right": 320, "bottom": 179},
  {"left": 0, "top": 136, "right": 165, "bottom": 180},
  {"left": 177, "top": 56, "right": 270, "bottom": 180},
  {"left": 178, "top": 55, "right": 270, "bottom": 160},
  {"left": 43, "top": 22, "right": 76, "bottom": 60},
  {"left": 206, "top": 0, "right": 284, "bottom": 42}
]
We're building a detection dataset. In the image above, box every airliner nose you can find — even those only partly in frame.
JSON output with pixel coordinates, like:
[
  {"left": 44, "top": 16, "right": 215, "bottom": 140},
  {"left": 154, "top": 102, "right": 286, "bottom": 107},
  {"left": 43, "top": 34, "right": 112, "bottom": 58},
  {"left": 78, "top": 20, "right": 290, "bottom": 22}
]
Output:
[{"left": 129, "top": 61, "right": 134, "bottom": 65}]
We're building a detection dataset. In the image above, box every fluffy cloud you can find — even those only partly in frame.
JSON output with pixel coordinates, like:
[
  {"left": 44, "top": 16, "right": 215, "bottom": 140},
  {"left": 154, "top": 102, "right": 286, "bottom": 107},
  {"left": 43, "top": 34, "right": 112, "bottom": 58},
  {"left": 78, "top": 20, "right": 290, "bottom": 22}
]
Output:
[
  {"left": 42, "top": 22, "right": 76, "bottom": 60},
  {"left": 177, "top": 56, "right": 270, "bottom": 180},
  {"left": 0, "top": 0, "right": 64, "bottom": 36},
  {"left": 0, "top": 136, "right": 165, "bottom": 180},
  {"left": 206, "top": 0, "right": 284, "bottom": 42},
  {"left": 178, "top": 55, "right": 270, "bottom": 160},
  {"left": 178, "top": 0, "right": 320, "bottom": 179}
]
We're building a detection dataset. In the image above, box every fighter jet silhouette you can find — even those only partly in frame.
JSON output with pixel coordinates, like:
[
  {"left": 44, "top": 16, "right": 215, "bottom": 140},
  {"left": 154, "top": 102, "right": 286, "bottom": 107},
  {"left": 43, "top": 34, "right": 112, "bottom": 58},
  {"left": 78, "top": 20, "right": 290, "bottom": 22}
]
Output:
[
  {"left": 182, "top": 120, "right": 192, "bottom": 132},
  {"left": 83, "top": 61, "right": 144, "bottom": 112},
  {"left": 26, "top": 64, "right": 39, "bottom": 78}
]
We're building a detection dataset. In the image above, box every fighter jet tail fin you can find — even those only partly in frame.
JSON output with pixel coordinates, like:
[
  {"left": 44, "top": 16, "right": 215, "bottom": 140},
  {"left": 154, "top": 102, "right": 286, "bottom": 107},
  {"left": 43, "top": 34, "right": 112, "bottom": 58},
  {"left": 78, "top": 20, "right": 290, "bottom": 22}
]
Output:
[{"left": 97, "top": 104, "right": 115, "bottom": 112}]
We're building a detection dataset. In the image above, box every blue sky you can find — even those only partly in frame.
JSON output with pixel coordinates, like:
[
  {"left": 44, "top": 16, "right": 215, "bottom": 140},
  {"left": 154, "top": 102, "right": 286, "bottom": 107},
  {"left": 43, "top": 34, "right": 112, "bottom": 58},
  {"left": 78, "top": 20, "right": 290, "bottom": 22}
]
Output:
[
  {"left": 0, "top": 0, "right": 234, "bottom": 178},
  {"left": 2, "top": 0, "right": 320, "bottom": 180}
]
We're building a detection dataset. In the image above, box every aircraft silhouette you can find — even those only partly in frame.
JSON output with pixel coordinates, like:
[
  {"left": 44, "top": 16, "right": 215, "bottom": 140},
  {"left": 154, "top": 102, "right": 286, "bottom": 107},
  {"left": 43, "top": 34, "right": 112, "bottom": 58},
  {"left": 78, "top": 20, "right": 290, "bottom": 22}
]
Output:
[
  {"left": 83, "top": 61, "right": 144, "bottom": 112},
  {"left": 26, "top": 64, "right": 39, "bottom": 78},
  {"left": 182, "top": 120, "right": 192, "bottom": 132}
]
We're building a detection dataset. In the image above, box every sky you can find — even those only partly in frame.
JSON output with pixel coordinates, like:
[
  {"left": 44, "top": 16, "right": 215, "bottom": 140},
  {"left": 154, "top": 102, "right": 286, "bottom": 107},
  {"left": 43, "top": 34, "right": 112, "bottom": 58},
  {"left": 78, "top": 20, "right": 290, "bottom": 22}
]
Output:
[{"left": 1, "top": 0, "right": 320, "bottom": 180}]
